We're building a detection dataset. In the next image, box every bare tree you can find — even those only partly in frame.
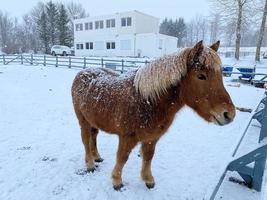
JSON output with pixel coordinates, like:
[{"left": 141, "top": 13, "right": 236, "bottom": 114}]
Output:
[
  {"left": 0, "top": 11, "right": 14, "bottom": 53},
  {"left": 186, "top": 15, "right": 208, "bottom": 45},
  {"left": 186, "top": 21, "right": 194, "bottom": 46},
  {"left": 66, "top": 1, "right": 88, "bottom": 19},
  {"left": 255, "top": 0, "right": 267, "bottom": 61},
  {"left": 211, "top": 0, "right": 255, "bottom": 60},
  {"left": 209, "top": 13, "right": 222, "bottom": 43},
  {"left": 66, "top": 1, "right": 89, "bottom": 46}
]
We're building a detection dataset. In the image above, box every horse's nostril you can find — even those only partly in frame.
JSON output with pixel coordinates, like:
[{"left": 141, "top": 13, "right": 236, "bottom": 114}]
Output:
[{"left": 223, "top": 112, "right": 230, "bottom": 121}]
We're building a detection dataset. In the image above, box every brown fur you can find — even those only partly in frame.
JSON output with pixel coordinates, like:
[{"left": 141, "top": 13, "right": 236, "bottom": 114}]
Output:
[{"left": 71, "top": 41, "right": 236, "bottom": 190}]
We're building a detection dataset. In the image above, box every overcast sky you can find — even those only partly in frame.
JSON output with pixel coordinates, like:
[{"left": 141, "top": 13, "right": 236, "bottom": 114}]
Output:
[{"left": 1, "top": 0, "right": 210, "bottom": 22}]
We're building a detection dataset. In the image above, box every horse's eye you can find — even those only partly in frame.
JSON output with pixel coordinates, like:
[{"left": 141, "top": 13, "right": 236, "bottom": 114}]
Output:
[{"left": 197, "top": 74, "right": 206, "bottom": 80}]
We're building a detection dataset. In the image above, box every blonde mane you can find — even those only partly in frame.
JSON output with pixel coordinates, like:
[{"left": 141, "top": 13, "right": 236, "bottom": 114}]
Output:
[
  {"left": 134, "top": 48, "right": 190, "bottom": 101},
  {"left": 134, "top": 47, "right": 222, "bottom": 101}
]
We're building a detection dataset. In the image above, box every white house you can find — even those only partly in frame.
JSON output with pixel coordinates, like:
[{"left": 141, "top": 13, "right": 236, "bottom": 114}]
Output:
[{"left": 73, "top": 11, "right": 178, "bottom": 58}]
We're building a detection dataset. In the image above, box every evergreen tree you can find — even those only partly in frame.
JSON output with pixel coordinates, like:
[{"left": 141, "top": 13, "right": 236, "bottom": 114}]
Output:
[
  {"left": 159, "top": 18, "right": 169, "bottom": 35},
  {"left": 159, "top": 17, "right": 187, "bottom": 47},
  {"left": 37, "top": 11, "right": 49, "bottom": 53},
  {"left": 174, "top": 18, "right": 187, "bottom": 47},
  {"left": 46, "top": 1, "right": 58, "bottom": 46},
  {"left": 57, "top": 4, "right": 71, "bottom": 46}
]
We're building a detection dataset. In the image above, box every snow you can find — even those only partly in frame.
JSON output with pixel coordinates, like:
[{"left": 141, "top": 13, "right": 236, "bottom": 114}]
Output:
[{"left": 0, "top": 64, "right": 267, "bottom": 200}]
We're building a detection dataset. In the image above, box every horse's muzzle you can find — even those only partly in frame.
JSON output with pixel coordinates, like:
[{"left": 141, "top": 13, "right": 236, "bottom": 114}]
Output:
[{"left": 210, "top": 107, "right": 235, "bottom": 126}]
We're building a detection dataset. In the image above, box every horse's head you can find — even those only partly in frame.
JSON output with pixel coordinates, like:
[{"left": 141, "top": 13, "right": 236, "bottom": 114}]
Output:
[{"left": 181, "top": 41, "right": 235, "bottom": 126}]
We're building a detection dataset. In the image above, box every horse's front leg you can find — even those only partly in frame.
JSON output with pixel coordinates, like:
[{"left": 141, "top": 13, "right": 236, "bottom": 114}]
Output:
[
  {"left": 141, "top": 139, "right": 158, "bottom": 189},
  {"left": 112, "top": 135, "right": 137, "bottom": 190}
]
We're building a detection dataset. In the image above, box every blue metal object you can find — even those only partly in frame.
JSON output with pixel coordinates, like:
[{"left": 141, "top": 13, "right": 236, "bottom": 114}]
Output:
[
  {"left": 210, "top": 92, "right": 267, "bottom": 200},
  {"left": 223, "top": 65, "right": 234, "bottom": 77},
  {"left": 253, "top": 96, "right": 267, "bottom": 142},
  {"left": 237, "top": 67, "right": 255, "bottom": 80},
  {"left": 227, "top": 144, "right": 267, "bottom": 191}
]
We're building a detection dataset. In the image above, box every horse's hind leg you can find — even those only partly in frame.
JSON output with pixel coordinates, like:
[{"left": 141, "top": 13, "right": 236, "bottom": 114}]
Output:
[
  {"left": 112, "top": 135, "right": 137, "bottom": 190},
  {"left": 90, "top": 127, "right": 103, "bottom": 162},
  {"left": 74, "top": 108, "right": 96, "bottom": 172},
  {"left": 140, "top": 139, "right": 158, "bottom": 189}
]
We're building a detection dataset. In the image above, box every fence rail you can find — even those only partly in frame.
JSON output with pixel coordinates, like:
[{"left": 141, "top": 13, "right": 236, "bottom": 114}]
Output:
[
  {"left": 1, "top": 54, "right": 267, "bottom": 81},
  {"left": 0, "top": 54, "right": 150, "bottom": 73}
]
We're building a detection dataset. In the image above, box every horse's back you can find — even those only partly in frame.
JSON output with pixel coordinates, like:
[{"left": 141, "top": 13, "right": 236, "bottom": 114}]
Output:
[
  {"left": 72, "top": 67, "right": 118, "bottom": 91},
  {"left": 71, "top": 68, "right": 137, "bottom": 131}
]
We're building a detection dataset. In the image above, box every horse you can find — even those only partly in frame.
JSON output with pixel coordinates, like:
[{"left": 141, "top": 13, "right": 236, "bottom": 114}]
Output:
[{"left": 71, "top": 40, "right": 236, "bottom": 190}]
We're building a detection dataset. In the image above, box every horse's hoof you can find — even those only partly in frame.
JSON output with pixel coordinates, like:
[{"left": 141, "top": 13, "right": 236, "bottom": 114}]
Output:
[
  {"left": 145, "top": 182, "right": 155, "bottom": 189},
  {"left": 87, "top": 167, "right": 96, "bottom": 173},
  {"left": 113, "top": 183, "right": 124, "bottom": 191},
  {"left": 95, "top": 158, "right": 104, "bottom": 163}
]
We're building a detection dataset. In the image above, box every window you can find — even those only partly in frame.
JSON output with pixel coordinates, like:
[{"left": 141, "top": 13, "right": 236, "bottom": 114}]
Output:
[
  {"left": 127, "top": 17, "right": 132, "bottom": 26},
  {"left": 75, "top": 23, "right": 83, "bottom": 31},
  {"left": 121, "top": 18, "right": 126, "bottom": 27},
  {"left": 100, "top": 21, "right": 104, "bottom": 29},
  {"left": 106, "top": 19, "right": 115, "bottom": 28},
  {"left": 106, "top": 42, "right": 115, "bottom": 49},
  {"left": 86, "top": 42, "right": 93, "bottom": 50},
  {"left": 95, "top": 20, "right": 104, "bottom": 29},
  {"left": 95, "top": 41, "right": 104, "bottom": 50},
  {"left": 120, "top": 40, "right": 131, "bottom": 50},
  {"left": 95, "top": 21, "right": 99, "bottom": 29},
  {"left": 85, "top": 22, "right": 93, "bottom": 30},
  {"left": 76, "top": 43, "right": 84, "bottom": 50},
  {"left": 121, "top": 17, "right": 132, "bottom": 27}
]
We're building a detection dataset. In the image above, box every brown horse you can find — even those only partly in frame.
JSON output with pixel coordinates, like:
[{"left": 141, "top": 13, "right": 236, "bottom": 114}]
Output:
[{"left": 71, "top": 41, "right": 236, "bottom": 190}]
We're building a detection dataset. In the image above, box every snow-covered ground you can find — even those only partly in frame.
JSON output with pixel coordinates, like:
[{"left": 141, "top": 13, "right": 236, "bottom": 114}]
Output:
[{"left": 0, "top": 64, "right": 267, "bottom": 200}]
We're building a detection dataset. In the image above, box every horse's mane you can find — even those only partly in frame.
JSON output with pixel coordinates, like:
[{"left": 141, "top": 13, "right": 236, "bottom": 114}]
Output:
[
  {"left": 134, "top": 48, "right": 190, "bottom": 101},
  {"left": 134, "top": 47, "right": 221, "bottom": 101}
]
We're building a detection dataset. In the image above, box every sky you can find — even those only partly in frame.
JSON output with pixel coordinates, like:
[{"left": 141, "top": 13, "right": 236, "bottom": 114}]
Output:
[{"left": 0, "top": 0, "right": 210, "bottom": 22}]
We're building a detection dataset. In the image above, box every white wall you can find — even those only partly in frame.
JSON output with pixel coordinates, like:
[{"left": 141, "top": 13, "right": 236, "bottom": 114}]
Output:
[
  {"left": 74, "top": 11, "right": 159, "bottom": 38},
  {"left": 135, "top": 11, "right": 159, "bottom": 34},
  {"left": 135, "top": 33, "right": 178, "bottom": 58},
  {"left": 75, "top": 33, "right": 177, "bottom": 58},
  {"left": 73, "top": 11, "right": 177, "bottom": 58}
]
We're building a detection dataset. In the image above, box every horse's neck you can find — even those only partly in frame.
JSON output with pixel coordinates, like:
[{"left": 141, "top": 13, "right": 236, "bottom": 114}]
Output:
[{"left": 155, "top": 82, "right": 185, "bottom": 118}]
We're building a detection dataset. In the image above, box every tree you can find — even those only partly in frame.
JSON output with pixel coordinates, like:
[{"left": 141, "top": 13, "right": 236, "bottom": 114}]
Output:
[
  {"left": 46, "top": 1, "right": 58, "bottom": 46},
  {"left": 159, "top": 17, "right": 187, "bottom": 47},
  {"left": 20, "top": 14, "right": 39, "bottom": 52},
  {"left": 186, "top": 21, "right": 194, "bottom": 46},
  {"left": 66, "top": 1, "right": 88, "bottom": 46},
  {"left": 255, "top": 0, "right": 267, "bottom": 61},
  {"left": 209, "top": 13, "right": 222, "bottom": 43},
  {"left": 174, "top": 18, "right": 187, "bottom": 47},
  {"left": 57, "top": 4, "right": 71, "bottom": 46},
  {"left": 185, "top": 15, "right": 208, "bottom": 46},
  {"left": 159, "top": 18, "right": 169, "bottom": 35},
  {"left": 211, "top": 0, "right": 255, "bottom": 60},
  {"left": 0, "top": 11, "right": 14, "bottom": 53},
  {"left": 37, "top": 11, "right": 49, "bottom": 53}
]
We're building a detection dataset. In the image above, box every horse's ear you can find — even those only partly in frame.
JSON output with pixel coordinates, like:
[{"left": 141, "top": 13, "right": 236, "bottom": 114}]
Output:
[
  {"left": 191, "top": 40, "right": 204, "bottom": 62},
  {"left": 210, "top": 40, "right": 220, "bottom": 52}
]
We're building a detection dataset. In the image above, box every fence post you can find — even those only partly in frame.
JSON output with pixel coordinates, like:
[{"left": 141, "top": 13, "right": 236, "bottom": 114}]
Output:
[
  {"left": 121, "top": 59, "right": 124, "bottom": 73},
  {"left": 68, "top": 56, "right": 71, "bottom": 68},
  {"left": 83, "top": 57, "right": 86, "bottom": 69},
  {"left": 21, "top": 54, "right": 23, "bottom": 65},
  {"left": 44, "top": 55, "right": 46, "bottom": 66},
  {"left": 101, "top": 58, "right": 104, "bottom": 68},
  {"left": 31, "top": 54, "right": 33, "bottom": 65},
  {"left": 145, "top": 60, "right": 148, "bottom": 65},
  {"left": 56, "top": 55, "right": 58, "bottom": 67},
  {"left": 3, "top": 55, "right": 5, "bottom": 65}
]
